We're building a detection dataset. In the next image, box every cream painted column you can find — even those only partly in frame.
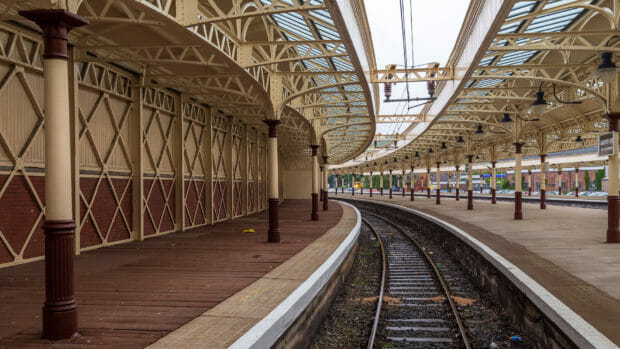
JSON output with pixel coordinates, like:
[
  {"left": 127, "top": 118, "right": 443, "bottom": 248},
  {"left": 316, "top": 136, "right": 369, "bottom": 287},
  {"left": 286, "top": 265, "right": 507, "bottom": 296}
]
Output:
[
  {"left": 379, "top": 170, "right": 384, "bottom": 196},
  {"left": 575, "top": 167, "right": 580, "bottom": 197},
  {"left": 606, "top": 114, "right": 620, "bottom": 242},
  {"left": 389, "top": 169, "right": 393, "bottom": 199},
  {"left": 410, "top": 166, "right": 415, "bottom": 201},
  {"left": 369, "top": 171, "right": 374, "bottom": 197},
  {"left": 540, "top": 155, "right": 547, "bottom": 209},
  {"left": 310, "top": 145, "right": 319, "bottom": 220},
  {"left": 263, "top": 120, "right": 281, "bottom": 242},
  {"left": 447, "top": 171, "right": 451, "bottom": 193},
  {"left": 491, "top": 162, "right": 497, "bottom": 204},
  {"left": 467, "top": 156, "right": 473, "bottom": 210},
  {"left": 360, "top": 173, "right": 365, "bottom": 195},
  {"left": 322, "top": 156, "right": 329, "bottom": 210},
  {"left": 455, "top": 165, "right": 460, "bottom": 201},
  {"left": 20, "top": 9, "right": 88, "bottom": 340},
  {"left": 435, "top": 162, "right": 441, "bottom": 204},
  {"left": 514, "top": 143, "right": 523, "bottom": 220},
  {"left": 426, "top": 168, "right": 431, "bottom": 198}
]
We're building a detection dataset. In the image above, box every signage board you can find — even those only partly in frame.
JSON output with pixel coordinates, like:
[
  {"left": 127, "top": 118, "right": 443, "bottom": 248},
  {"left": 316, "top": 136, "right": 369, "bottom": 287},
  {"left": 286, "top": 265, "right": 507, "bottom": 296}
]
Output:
[{"left": 599, "top": 132, "right": 615, "bottom": 157}]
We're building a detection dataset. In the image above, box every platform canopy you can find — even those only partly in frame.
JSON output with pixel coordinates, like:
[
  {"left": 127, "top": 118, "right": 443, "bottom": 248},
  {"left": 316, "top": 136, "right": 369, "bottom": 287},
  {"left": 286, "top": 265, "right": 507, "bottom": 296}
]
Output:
[
  {"left": 339, "top": 0, "right": 618, "bottom": 173},
  {"left": 0, "top": 0, "right": 377, "bottom": 164}
]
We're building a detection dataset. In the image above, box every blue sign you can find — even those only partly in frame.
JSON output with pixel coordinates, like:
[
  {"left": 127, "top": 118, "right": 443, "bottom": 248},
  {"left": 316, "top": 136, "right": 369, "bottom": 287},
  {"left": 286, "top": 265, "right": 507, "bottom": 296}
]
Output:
[{"left": 482, "top": 174, "right": 506, "bottom": 178}]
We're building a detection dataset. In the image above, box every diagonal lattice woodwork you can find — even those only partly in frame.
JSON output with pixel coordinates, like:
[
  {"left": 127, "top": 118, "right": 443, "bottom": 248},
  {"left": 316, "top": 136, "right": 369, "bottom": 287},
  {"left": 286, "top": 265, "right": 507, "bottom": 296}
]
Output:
[
  {"left": 183, "top": 102, "right": 208, "bottom": 228},
  {"left": 232, "top": 120, "right": 244, "bottom": 218},
  {"left": 0, "top": 24, "right": 45, "bottom": 266},
  {"left": 212, "top": 114, "right": 229, "bottom": 222},
  {"left": 77, "top": 61, "right": 134, "bottom": 249},
  {"left": 142, "top": 87, "right": 177, "bottom": 236}
]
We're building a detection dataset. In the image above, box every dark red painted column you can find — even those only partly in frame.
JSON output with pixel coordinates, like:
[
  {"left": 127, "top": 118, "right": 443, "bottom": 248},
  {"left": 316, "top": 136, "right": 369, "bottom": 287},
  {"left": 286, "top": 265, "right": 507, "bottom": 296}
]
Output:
[
  {"left": 389, "top": 169, "right": 393, "bottom": 199},
  {"left": 540, "top": 155, "right": 546, "bottom": 209},
  {"left": 607, "top": 113, "right": 620, "bottom": 243},
  {"left": 528, "top": 169, "right": 532, "bottom": 196},
  {"left": 491, "top": 162, "right": 497, "bottom": 204},
  {"left": 310, "top": 145, "right": 319, "bottom": 220},
  {"left": 455, "top": 165, "right": 460, "bottom": 201},
  {"left": 369, "top": 172, "right": 373, "bottom": 197},
  {"left": 436, "top": 162, "right": 441, "bottom": 205},
  {"left": 19, "top": 9, "right": 88, "bottom": 340},
  {"left": 467, "top": 156, "right": 473, "bottom": 210},
  {"left": 351, "top": 173, "right": 355, "bottom": 196},
  {"left": 319, "top": 166, "right": 323, "bottom": 202},
  {"left": 558, "top": 170, "right": 562, "bottom": 195},
  {"left": 514, "top": 143, "right": 523, "bottom": 220},
  {"left": 322, "top": 156, "right": 329, "bottom": 211}
]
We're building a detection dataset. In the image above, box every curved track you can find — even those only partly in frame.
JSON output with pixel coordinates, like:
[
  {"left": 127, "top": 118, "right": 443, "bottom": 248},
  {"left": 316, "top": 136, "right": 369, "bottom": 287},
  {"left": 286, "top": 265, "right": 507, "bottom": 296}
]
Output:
[{"left": 363, "top": 212, "right": 471, "bottom": 348}]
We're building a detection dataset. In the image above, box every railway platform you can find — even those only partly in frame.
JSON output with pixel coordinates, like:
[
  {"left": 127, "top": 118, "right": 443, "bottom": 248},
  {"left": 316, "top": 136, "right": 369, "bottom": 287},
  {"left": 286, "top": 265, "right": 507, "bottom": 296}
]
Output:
[
  {"left": 333, "top": 193, "right": 620, "bottom": 345},
  {"left": 0, "top": 200, "right": 359, "bottom": 348}
]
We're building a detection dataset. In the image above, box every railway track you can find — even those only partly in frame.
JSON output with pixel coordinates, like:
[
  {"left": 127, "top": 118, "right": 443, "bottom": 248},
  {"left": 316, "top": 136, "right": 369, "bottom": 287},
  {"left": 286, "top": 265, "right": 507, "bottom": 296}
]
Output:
[{"left": 363, "top": 211, "right": 471, "bottom": 348}]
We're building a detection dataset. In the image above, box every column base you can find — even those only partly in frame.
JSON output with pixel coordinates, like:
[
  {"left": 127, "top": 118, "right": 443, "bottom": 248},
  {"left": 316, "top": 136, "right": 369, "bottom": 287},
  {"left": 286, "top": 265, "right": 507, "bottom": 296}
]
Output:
[
  {"left": 311, "top": 193, "right": 319, "bottom": 221},
  {"left": 323, "top": 190, "right": 328, "bottom": 211},
  {"left": 436, "top": 189, "right": 440, "bottom": 205},
  {"left": 268, "top": 198, "right": 280, "bottom": 242},
  {"left": 410, "top": 189, "right": 414, "bottom": 201},
  {"left": 389, "top": 188, "right": 393, "bottom": 199},
  {"left": 575, "top": 188, "right": 579, "bottom": 198},
  {"left": 42, "top": 219, "right": 78, "bottom": 340},
  {"left": 467, "top": 190, "right": 473, "bottom": 210},
  {"left": 540, "top": 190, "right": 546, "bottom": 209},
  {"left": 369, "top": 189, "right": 373, "bottom": 197},
  {"left": 427, "top": 188, "right": 430, "bottom": 198},
  {"left": 456, "top": 188, "right": 460, "bottom": 201},
  {"left": 491, "top": 188, "right": 496, "bottom": 204},
  {"left": 402, "top": 189, "right": 405, "bottom": 197},
  {"left": 607, "top": 195, "right": 620, "bottom": 243},
  {"left": 380, "top": 188, "right": 383, "bottom": 196},
  {"left": 514, "top": 191, "right": 522, "bottom": 220}
]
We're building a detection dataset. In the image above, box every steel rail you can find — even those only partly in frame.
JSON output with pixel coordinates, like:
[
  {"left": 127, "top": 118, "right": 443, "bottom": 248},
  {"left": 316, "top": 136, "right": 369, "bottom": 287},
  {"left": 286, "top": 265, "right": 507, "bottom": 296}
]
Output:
[
  {"left": 363, "top": 211, "right": 472, "bottom": 349},
  {"left": 362, "top": 218, "right": 386, "bottom": 349}
]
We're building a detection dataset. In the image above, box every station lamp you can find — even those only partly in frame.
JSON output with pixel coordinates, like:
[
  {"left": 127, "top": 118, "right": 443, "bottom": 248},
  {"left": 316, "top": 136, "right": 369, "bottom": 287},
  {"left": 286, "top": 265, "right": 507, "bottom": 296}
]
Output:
[
  {"left": 530, "top": 87, "right": 548, "bottom": 115},
  {"left": 441, "top": 142, "right": 447, "bottom": 150},
  {"left": 500, "top": 113, "right": 513, "bottom": 124},
  {"left": 393, "top": 157, "right": 398, "bottom": 163},
  {"left": 575, "top": 135, "right": 584, "bottom": 144},
  {"left": 405, "top": 155, "right": 409, "bottom": 160},
  {"left": 592, "top": 52, "right": 619, "bottom": 84},
  {"left": 456, "top": 136, "right": 465, "bottom": 148},
  {"left": 474, "top": 124, "right": 484, "bottom": 141},
  {"left": 428, "top": 148, "right": 433, "bottom": 154},
  {"left": 414, "top": 151, "right": 420, "bottom": 158}
]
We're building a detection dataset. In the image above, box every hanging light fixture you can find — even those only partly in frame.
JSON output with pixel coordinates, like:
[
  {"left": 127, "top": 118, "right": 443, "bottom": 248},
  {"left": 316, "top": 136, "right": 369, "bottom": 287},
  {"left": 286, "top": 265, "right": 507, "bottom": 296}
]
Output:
[
  {"left": 393, "top": 157, "right": 398, "bottom": 163},
  {"left": 441, "top": 142, "right": 447, "bottom": 150},
  {"left": 428, "top": 148, "right": 433, "bottom": 154},
  {"left": 414, "top": 151, "right": 420, "bottom": 158},
  {"left": 575, "top": 135, "right": 584, "bottom": 143},
  {"left": 455, "top": 136, "right": 465, "bottom": 148},
  {"left": 501, "top": 113, "right": 513, "bottom": 124},
  {"left": 474, "top": 124, "right": 484, "bottom": 141},
  {"left": 475, "top": 155, "right": 480, "bottom": 160},
  {"left": 592, "top": 52, "right": 619, "bottom": 84},
  {"left": 530, "top": 87, "right": 548, "bottom": 115},
  {"left": 405, "top": 155, "right": 409, "bottom": 160}
]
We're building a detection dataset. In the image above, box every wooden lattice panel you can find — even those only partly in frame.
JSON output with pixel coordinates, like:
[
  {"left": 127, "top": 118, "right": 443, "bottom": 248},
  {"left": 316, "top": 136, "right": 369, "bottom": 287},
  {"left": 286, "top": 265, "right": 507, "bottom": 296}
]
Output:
[
  {"left": 258, "top": 133, "right": 265, "bottom": 211},
  {"left": 247, "top": 128, "right": 257, "bottom": 214},
  {"left": 183, "top": 103, "right": 208, "bottom": 228},
  {"left": 77, "top": 62, "right": 134, "bottom": 249},
  {"left": 142, "top": 87, "right": 177, "bottom": 236},
  {"left": 0, "top": 25, "right": 46, "bottom": 266},
  {"left": 232, "top": 121, "right": 244, "bottom": 218},
  {"left": 212, "top": 114, "right": 229, "bottom": 222}
]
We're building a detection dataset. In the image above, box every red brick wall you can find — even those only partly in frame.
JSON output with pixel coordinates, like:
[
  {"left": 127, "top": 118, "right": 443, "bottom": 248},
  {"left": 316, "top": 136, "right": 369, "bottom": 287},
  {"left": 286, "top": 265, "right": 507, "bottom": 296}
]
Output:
[{"left": 0, "top": 174, "right": 45, "bottom": 263}]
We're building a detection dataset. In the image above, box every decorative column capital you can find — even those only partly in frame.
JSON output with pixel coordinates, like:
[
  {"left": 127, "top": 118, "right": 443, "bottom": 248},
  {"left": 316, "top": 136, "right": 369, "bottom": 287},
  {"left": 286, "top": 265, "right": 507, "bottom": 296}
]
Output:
[
  {"left": 607, "top": 113, "right": 620, "bottom": 132},
  {"left": 322, "top": 155, "right": 328, "bottom": 164},
  {"left": 514, "top": 142, "right": 523, "bottom": 154},
  {"left": 467, "top": 155, "right": 473, "bottom": 163},
  {"left": 540, "top": 154, "right": 546, "bottom": 162},
  {"left": 19, "top": 9, "right": 88, "bottom": 60},
  {"left": 309, "top": 144, "right": 319, "bottom": 156},
  {"left": 262, "top": 119, "right": 281, "bottom": 137},
  {"left": 491, "top": 161, "right": 496, "bottom": 168}
]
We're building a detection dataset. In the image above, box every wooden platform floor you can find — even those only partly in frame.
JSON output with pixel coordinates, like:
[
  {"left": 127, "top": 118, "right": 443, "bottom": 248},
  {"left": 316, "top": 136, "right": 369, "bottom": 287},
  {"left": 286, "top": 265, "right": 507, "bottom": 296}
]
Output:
[{"left": 0, "top": 199, "right": 343, "bottom": 348}]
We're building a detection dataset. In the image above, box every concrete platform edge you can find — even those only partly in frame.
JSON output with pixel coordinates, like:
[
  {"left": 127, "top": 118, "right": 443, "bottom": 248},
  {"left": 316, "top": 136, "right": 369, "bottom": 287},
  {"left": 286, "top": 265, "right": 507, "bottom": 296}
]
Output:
[
  {"left": 345, "top": 197, "right": 617, "bottom": 349},
  {"left": 228, "top": 201, "right": 362, "bottom": 349}
]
